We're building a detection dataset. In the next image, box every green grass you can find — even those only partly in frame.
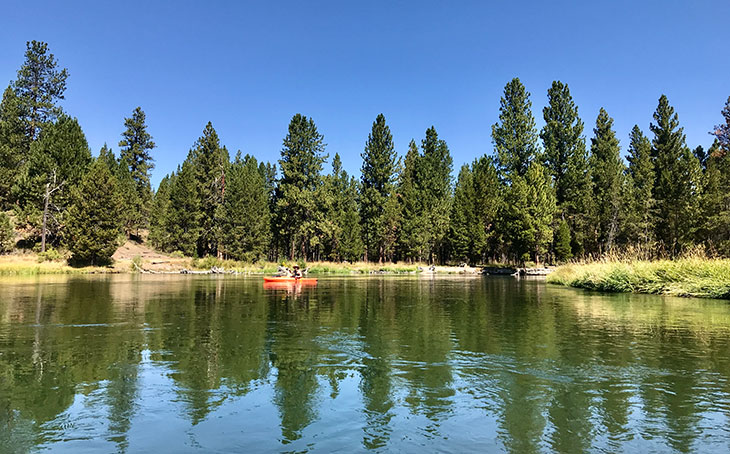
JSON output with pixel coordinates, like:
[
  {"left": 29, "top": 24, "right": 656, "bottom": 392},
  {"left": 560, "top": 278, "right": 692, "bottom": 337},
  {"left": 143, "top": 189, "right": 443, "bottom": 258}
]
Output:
[
  {"left": 547, "top": 258, "right": 730, "bottom": 299},
  {"left": 188, "top": 258, "right": 422, "bottom": 275}
]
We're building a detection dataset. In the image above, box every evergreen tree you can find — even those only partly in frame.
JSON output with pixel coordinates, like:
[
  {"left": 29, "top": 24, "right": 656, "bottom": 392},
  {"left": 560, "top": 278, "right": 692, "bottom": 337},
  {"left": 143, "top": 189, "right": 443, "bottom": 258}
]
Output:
[
  {"left": 492, "top": 78, "right": 540, "bottom": 181},
  {"left": 339, "top": 176, "right": 365, "bottom": 262},
  {"left": 589, "top": 108, "right": 624, "bottom": 252},
  {"left": 449, "top": 164, "right": 476, "bottom": 263},
  {"left": 275, "top": 114, "right": 326, "bottom": 260},
  {"left": 188, "top": 122, "right": 228, "bottom": 257},
  {"left": 501, "top": 162, "right": 556, "bottom": 263},
  {"left": 418, "top": 127, "right": 453, "bottom": 263},
  {"left": 397, "top": 140, "right": 427, "bottom": 262},
  {"left": 221, "top": 153, "right": 271, "bottom": 261},
  {"left": 651, "top": 95, "right": 701, "bottom": 255},
  {"left": 13, "top": 41, "right": 68, "bottom": 140},
  {"left": 471, "top": 156, "right": 501, "bottom": 261},
  {"left": 553, "top": 219, "right": 572, "bottom": 262},
  {"left": 702, "top": 140, "right": 730, "bottom": 254},
  {"left": 712, "top": 96, "right": 730, "bottom": 152},
  {"left": 540, "top": 81, "right": 592, "bottom": 255},
  {"left": 0, "top": 211, "right": 15, "bottom": 253},
  {"left": 449, "top": 157, "right": 500, "bottom": 264},
  {"left": 19, "top": 114, "right": 91, "bottom": 250},
  {"left": 625, "top": 126, "right": 656, "bottom": 250},
  {"left": 0, "top": 87, "right": 28, "bottom": 206},
  {"left": 148, "top": 174, "right": 172, "bottom": 250},
  {"left": 360, "top": 114, "right": 399, "bottom": 263},
  {"left": 118, "top": 107, "right": 155, "bottom": 235},
  {"left": 66, "top": 159, "right": 123, "bottom": 265},
  {"left": 166, "top": 160, "right": 200, "bottom": 256}
]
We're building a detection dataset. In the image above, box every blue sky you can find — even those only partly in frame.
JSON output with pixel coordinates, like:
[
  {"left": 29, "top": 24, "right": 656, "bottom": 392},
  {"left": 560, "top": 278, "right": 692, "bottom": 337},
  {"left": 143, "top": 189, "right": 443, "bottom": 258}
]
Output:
[{"left": 1, "top": 0, "right": 728, "bottom": 187}]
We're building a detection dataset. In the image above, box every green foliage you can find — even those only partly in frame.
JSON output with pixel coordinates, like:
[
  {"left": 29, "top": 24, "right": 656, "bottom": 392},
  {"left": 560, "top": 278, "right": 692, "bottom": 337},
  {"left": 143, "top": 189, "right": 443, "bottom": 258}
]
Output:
[
  {"left": 589, "top": 108, "right": 625, "bottom": 252},
  {"left": 625, "top": 126, "right": 656, "bottom": 249},
  {"left": 37, "top": 247, "right": 63, "bottom": 262},
  {"left": 553, "top": 219, "right": 572, "bottom": 262},
  {"left": 118, "top": 107, "right": 155, "bottom": 235},
  {"left": 12, "top": 40, "right": 68, "bottom": 140},
  {"left": 492, "top": 78, "right": 539, "bottom": 180},
  {"left": 541, "top": 81, "right": 592, "bottom": 256},
  {"left": 397, "top": 140, "right": 427, "bottom": 262},
  {"left": 66, "top": 159, "right": 124, "bottom": 265},
  {"left": 275, "top": 114, "right": 326, "bottom": 260},
  {"left": 220, "top": 153, "right": 271, "bottom": 262},
  {"left": 651, "top": 95, "right": 702, "bottom": 255},
  {"left": 0, "top": 87, "right": 29, "bottom": 207},
  {"left": 17, "top": 114, "right": 91, "bottom": 246},
  {"left": 501, "top": 162, "right": 556, "bottom": 263},
  {"left": 0, "top": 211, "right": 15, "bottom": 253},
  {"left": 166, "top": 161, "right": 201, "bottom": 257},
  {"left": 360, "top": 113, "right": 399, "bottom": 262},
  {"left": 148, "top": 174, "right": 172, "bottom": 250},
  {"left": 418, "top": 127, "right": 453, "bottom": 263},
  {"left": 712, "top": 96, "right": 730, "bottom": 152},
  {"left": 188, "top": 122, "right": 228, "bottom": 257}
]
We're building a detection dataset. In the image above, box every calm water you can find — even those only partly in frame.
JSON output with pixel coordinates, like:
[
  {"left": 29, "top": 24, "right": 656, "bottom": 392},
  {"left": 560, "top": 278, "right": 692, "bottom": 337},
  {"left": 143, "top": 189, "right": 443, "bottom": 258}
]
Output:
[{"left": 1, "top": 275, "right": 730, "bottom": 453}]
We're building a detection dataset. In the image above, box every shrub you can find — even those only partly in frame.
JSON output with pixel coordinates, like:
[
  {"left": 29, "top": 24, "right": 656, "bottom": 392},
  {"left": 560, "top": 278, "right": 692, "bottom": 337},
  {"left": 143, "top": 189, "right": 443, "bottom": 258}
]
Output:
[{"left": 0, "top": 212, "right": 15, "bottom": 253}]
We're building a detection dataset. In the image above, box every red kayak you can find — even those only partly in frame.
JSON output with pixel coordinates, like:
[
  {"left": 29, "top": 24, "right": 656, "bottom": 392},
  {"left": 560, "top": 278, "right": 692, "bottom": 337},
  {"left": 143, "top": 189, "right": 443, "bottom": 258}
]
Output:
[{"left": 263, "top": 276, "right": 317, "bottom": 284}]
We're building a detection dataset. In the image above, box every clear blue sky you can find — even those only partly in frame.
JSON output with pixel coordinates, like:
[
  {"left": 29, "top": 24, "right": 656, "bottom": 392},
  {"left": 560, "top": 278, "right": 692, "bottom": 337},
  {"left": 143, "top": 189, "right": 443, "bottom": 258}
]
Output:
[{"left": 1, "top": 1, "right": 728, "bottom": 187}]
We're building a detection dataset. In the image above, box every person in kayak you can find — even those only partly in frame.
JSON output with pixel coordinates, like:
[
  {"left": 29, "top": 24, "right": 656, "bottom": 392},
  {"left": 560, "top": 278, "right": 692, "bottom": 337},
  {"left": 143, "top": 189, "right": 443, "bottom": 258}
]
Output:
[{"left": 292, "top": 265, "right": 303, "bottom": 278}]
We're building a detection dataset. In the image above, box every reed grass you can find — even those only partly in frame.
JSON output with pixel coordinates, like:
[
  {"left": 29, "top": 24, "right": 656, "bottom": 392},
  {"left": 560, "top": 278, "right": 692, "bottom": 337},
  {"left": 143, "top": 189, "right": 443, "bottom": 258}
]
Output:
[{"left": 547, "top": 258, "right": 730, "bottom": 299}]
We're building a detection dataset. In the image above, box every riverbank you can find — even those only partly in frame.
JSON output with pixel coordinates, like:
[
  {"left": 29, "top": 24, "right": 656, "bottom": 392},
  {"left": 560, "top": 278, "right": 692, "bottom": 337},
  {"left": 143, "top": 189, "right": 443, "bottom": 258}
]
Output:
[{"left": 547, "top": 258, "right": 730, "bottom": 299}]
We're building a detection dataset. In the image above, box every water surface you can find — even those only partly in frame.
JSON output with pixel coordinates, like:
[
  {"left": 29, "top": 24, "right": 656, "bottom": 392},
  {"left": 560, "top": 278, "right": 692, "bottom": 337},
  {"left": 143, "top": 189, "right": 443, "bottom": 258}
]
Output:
[{"left": 1, "top": 275, "right": 730, "bottom": 453}]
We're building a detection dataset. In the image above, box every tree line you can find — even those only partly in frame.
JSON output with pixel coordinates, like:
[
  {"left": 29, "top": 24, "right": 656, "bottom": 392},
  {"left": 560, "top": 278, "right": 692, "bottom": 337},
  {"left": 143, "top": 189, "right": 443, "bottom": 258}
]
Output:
[{"left": 1, "top": 41, "right": 729, "bottom": 265}]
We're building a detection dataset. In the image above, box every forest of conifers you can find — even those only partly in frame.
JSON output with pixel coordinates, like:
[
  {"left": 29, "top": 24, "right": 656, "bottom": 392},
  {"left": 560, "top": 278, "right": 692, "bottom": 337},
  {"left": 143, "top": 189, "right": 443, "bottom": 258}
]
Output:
[{"left": 1, "top": 41, "right": 729, "bottom": 265}]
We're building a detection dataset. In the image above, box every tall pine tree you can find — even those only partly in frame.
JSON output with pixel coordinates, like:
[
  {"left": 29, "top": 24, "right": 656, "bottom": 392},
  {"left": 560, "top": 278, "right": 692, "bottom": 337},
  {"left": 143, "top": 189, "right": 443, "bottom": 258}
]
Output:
[
  {"left": 0, "top": 87, "right": 28, "bottom": 207},
  {"left": 12, "top": 41, "right": 68, "bottom": 140},
  {"left": 625, "top": 126, "right": 656, "bottom": 252},
  {"left": 220, "top": 153, "right": 271, "bottom": 261},
  {"left": 492, "top": 78, "right": 540, "bottom": 181},
  {"left": 651, "top": 95, "right": 701, "bottom": 255},
  {"left": 118, "top": 107, "right": 155, "bottom": 237},
  {"left": 166, "top": 160, "right": 200, "bottom": 256},
  {"left": 275, "top": 114, "right": 326, "bottom": 260},
  {"left": 397, "top": 140, "right": 427, "bottom": 262},
  {"left": 540, "top": 81, "right": 592, "bottom": 256},
  {"left": 418, "top": 127, "right": 453, "bottom": 263},
  {"left": 66, "top": 158, "right": 124, "bottom": 265},
  {"left": 589, "top": 108, "right": 624, "bottom": 252},
  {"left": 360, "top": 114, "right": 399, "bottom": 263}
]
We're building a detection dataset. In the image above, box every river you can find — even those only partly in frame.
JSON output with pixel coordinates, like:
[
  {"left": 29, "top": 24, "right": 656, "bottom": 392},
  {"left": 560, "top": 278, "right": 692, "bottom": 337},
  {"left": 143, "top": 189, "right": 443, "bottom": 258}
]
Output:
[{"left": 1, "top": 275, "right": 729, "bottom": 453}]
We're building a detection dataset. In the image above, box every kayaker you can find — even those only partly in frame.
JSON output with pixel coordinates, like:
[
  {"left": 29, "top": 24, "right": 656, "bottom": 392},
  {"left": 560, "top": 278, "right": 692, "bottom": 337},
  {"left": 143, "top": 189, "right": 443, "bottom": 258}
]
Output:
[{"left": 292, "top": 265, "right": 302, "bottom": 278}]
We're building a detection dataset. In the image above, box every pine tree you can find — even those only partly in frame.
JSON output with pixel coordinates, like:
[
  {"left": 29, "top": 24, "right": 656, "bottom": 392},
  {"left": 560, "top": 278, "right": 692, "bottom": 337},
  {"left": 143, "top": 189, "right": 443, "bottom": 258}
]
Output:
[
  {"left": 625, "top": 126, "right": 655, "bottom": 250},
  {"left": 118, "top": 107, "right": 155, "bottom": 235},
  {"left": 166, "top": 160, "right": 200, "bottom": 256},
  {"left": 501, "top": 162, "right": 556, "bottom": 263},
  {"left": 449, "top": 164, "right": 476, "bottom": 263},
  {"left": 553, "top": 219, "right": 572, "bottom": 262},
  {"left": 148, "top": 174, "right": 172, "bottom": 250},
  {"left": 418, "top": 127, "right": 453, "bottom": 263},
  {"left": 0, "top": 87, "right": 28, "bottom": 207},
  {"left": 492, "top": 78, "right": 540, "bottom": 181},
  {"left": 712, "top": 96, "right": 730, "bottom": 152},
  {"left": 188, "top": 122, "right": 228, "bottom": 257},
  {"left": 0, "top": 211, "right": 14, "bottom": 253},
  {"left": 397, "top": 140, "right": 427, "bottom": 262},
  {"left": 20, "top": 114, "right": 91, "bottom": 250},
  {"left": 589, "top": 108, "right": 624, "bottom": 252},
  {"left": 339, "top": 176, "right": 365, "bottom": 262},
  {"left": 66, "top": 159, "right": 124, "bottom": 265},
  {"left": 220, "top": 153, "right": 271, "bottom": 261},
  {"left": 275, "top": 114, "right": 326, "bottom": 260},
  {"left": 540, "top": 81, "right": 592, "bottom": 256},
  {"left": 471, "top": 156, "right": 501, "bottom": 261},
  {"left": 702, "top": 140, "right": 730, "bottom": 254},
  {"left": 13, "top": 41, "right": 68, "bottom": 140},
  {"left": 360, "top": 114, "right": 399, "bottom": 263},
  {"left": 651, "top": 95, "right": 701, "bottom": 255}
]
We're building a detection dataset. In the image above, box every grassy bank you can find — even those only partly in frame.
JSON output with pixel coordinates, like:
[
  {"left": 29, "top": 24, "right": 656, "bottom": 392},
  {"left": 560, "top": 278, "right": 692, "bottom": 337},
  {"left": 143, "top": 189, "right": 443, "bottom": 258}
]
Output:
[
  {"left": 0, "top": 255, "right": 118, "bottom": 275},
  {"left": 190, "top": 258, "right": 423, "bottom": 275},
  {"left": 547, "top": 258, "right": 730, "bottom": 299}
]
